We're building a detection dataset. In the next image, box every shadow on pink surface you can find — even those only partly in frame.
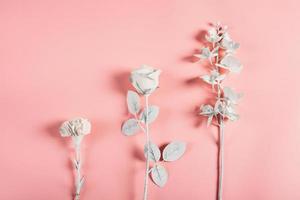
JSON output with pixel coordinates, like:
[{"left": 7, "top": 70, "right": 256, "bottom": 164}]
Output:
[{"left": 45, "top": 120, "right": 75, "bottom": 198}]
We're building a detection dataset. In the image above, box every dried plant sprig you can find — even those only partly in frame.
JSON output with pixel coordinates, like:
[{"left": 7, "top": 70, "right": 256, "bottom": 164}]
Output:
[
  {"left": 194, "top": 22, "right": 243, "bottom": 200},
  {"left": 121, "top": 65, "right": 186, "bottom": 200},
  {"left": 60, "top": 117, "right": 91, "bottom": 200}
]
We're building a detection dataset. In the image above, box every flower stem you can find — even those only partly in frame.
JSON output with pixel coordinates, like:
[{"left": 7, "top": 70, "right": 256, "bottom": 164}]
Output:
[
  {"left": 143, "top": 95, "right": 150, "bottom": 200},
  {"left": 215, "top": 50, "right": 224, "bottom": 200},
  {"left": 74, "top": 142, "right": 82, "bottom": 200},
  {"left": 218, "top": 116, "right": 224, "bottom": 200}
]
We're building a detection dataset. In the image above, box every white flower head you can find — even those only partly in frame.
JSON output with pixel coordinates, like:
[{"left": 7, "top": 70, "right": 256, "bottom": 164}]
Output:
[
  {"left": 130, "top": 65, "right": 161, "bottom": 95},
  {"left": 60, "top": 117, "right": 91, "bottom": 137}
]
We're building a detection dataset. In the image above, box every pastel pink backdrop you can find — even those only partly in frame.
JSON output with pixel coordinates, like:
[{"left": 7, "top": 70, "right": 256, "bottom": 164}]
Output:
[{"left": 1, "top": 0, "right": 300, "bottom": 199}]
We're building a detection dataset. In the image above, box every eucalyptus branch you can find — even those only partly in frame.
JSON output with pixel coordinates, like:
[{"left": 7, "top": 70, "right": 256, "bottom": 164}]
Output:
[{"left": 195, "top": 22, "right": 243, "bottom": 200}]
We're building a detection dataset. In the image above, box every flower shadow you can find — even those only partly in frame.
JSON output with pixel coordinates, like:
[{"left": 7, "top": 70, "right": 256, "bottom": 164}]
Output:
[
  {"left": 131, "top": 145, "right": 144, "bottom": 162},
  {"left": 182, "top": 29, "right": 210, "bottom": 63},
  {"left": 112, "top": 71, "right": 132, "bottom": 96},
  {"left": 45, "top": 120, "right": 74, "bottom": 198},
  {"left": 45, "top": 120, "right": 68, "bottom": 148}
]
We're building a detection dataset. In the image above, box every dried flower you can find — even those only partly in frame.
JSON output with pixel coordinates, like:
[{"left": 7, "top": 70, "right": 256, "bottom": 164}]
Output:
[
  {"left": 60, "top": 117, "right": 91, "bottom": 137},
  {"left": 59, "top": 117, "right": 91, "bottom": 200},
  {"left": 130, "top": 65, "right": 161, "bottom": 95},
  {"left": 122, "top": 67, "right": 185, "bottom": 200}
]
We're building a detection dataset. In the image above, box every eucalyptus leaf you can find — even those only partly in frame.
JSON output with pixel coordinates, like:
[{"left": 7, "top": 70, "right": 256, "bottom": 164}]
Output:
[
  {"left": 127, "top": 90, "right": 140, "bottom": 114},
  {"left": 140, "top": 106, "right": 159, "bottom": 124},
  {"left": 201, "top": 70, "right": 226, "bottom": 85},
  {"left": 200, "top": 104, "right": 214, "bottom": 116},
  {"left": 151, "top": 164, "right": 168, "bottom": 187},
  {"left": 223, "top": 87, "right": 242, "bottom": 104},
  {"left": 221, "top": 32, "right": 240, "bottom": 53},
  {"left": 163, "top": 141, "right": 186, "bottom": 162},
  {"left": 205, "top": 28, "right": 222, "bottom": 43},
  {"left": 224, "top": 104, "right": 240, "bottom": 121},
  {"left": 217, "top": 55, "right": 243, "bottom": 73},
  {"left": 121, "top": 118, "right": 140, "bottom": 136},
  {"left": 144, "top": 142, "right": 161, "bottom": 162}
]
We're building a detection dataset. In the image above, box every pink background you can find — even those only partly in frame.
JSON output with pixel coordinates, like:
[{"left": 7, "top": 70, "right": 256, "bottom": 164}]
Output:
[{"left": 1, "top": 0, "right": 300, "bottom": 199}]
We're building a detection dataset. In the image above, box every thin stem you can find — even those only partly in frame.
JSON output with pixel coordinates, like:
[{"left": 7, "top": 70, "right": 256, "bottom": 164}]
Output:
[
  {"left": 134, "top": 114, "right": 146, "bottom": 133},
  {"left": 218, "top": 117, "right": 224, "bottom": 200},
  {"left": 74, "top": 143, "right": 82, "bottom": 200},
  {"left": 214, "top": 45, "right": 224, "bottom": 200},
  {"left": 143, "top": 95, "right": 150, "bottom": 200}
]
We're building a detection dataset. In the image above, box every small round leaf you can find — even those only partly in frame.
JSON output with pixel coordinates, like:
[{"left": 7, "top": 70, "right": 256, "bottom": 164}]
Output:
[
  {"left": 163, "top": 141, "right": 186, "bottom": 162},
  {"left": 121, "top": 118, "right": 140, "bottom": 136},
  {"left": 151, "top": 164, "right": 168, "bottom": 187}
]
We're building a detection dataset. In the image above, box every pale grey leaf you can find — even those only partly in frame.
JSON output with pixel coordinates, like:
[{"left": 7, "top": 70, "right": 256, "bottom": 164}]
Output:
[
  {"left": 127, "top": 90, "right": 140, "bottom": 114},
  {"left": 201, "top": 74, "right": 212, "bottom": 84},
  {"left": 218, "top": 55, "right": 243, "bottom": 73},
  {"left": 223, "top": 87, "right": 242, "bottom": 104},
  {"left": 205, "top": 28, "right": 222, "bottom": 43},
  {"left": 199, "top": 47, "right": 211, "bottom": 59},
  {"left": 144, "top": 142, "right": 161, "bottom": 162},
  {"left": 151, "top": 164, "right": 168, "bottom": 187},
  {"left": 200, "top": 104, "right": 214, "bottom": 116},
  {"left": 201, "top": 70, "right": 226, "bottom": 85},
  {"left": 163, "top": 141, "right": 186, "bottom": 162},
  {"left": 140, "top": 106, "right": 159, "bottom": 124},
  {"left": 121, "top": 118, "right": 140, "bottom": 136},
  {"left": 225, "top": 104, "right": 240, "bottom": 121},
  {"left": 221, "top": 32, "right": 240, "bottom": 53}
]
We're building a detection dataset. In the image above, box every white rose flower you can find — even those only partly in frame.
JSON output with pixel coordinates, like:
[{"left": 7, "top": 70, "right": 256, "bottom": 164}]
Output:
[
  {"left": 59, "top": 117, "right": 91, "bottom": 137},
  {"left": 130, "top": 65, "right": 162, "bottom": 95}
]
